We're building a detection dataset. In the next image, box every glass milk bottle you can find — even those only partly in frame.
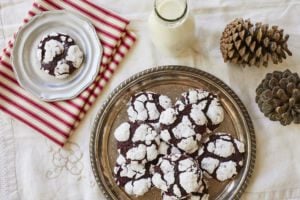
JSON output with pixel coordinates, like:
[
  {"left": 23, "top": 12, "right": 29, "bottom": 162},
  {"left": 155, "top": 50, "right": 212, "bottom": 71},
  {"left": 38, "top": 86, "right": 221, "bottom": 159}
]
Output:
[{"left": 148, "top": 0, "right": 195, "bottom": 55}]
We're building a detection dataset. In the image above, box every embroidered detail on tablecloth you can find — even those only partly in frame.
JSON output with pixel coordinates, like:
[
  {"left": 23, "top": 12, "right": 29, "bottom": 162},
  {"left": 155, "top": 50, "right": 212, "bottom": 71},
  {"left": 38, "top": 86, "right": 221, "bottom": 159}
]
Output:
[
  {"left": 46, "top": 141, "right": 84, "bottom": 179},
  {"left": 45, "top": 140, "right": 98, "bottom": 188}
]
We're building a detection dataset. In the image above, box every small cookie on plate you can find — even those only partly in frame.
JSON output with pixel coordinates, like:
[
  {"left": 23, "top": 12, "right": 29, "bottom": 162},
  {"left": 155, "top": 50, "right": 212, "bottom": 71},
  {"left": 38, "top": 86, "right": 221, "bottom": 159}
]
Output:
[
  {"left": 152, "top": 154, "right": 203, "bottom": 199},
  {"left": 197, "top": 132, "right": 245, "bottom": 182},
  {"left": 175, "top": 89, "right": 224, "bottom": 132},
  {"left": 37, "top": 32, "right": 84, "bottom": 79},
  {"left": 114, "top": 154, "right": 152, "bottom": 196},
  {"left": 114, "top": 122, "right": 160, "bottom": 164},
  {"left": 127, "top": 91, "right": 172, "bottom": 125}
]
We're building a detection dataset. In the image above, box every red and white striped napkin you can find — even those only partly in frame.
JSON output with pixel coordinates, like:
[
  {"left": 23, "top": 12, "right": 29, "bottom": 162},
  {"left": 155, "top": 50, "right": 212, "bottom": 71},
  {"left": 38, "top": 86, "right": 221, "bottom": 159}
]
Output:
[{"left": 0, "top": 0, "right": 136, "bottom": 146}]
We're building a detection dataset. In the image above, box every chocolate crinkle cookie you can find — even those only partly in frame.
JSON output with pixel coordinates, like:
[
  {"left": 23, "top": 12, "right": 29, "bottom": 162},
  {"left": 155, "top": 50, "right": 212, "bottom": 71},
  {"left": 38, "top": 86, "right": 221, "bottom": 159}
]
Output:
[
  {"left": 114, "top": 122, "right": 160, "bottom": 164},
  {"left": 162, "top": 179, "right": 209, "bottom": 200},
  {"left": 159, "top": 89, "right": 224, "bottom": 154},
  {"left": 197, "top": 132, "right": 245, "bottom": 182},
  {"left": 152, "top": 154, "right": 203, "bottom": 199},
  {"left": 114, "top": 154, "right": 152, "bottom": 196},
  {"left": 37, "top": 32, "right": 84, "bottom": 79},
  {"left": 127, "top": 91, "right": 172, "bottom": 125},
  {"left": 159, "top": 107, "right": 203, "bottom": 154},
  {"left": 175, "top": 89, "right": 224, "bottom": 132}
]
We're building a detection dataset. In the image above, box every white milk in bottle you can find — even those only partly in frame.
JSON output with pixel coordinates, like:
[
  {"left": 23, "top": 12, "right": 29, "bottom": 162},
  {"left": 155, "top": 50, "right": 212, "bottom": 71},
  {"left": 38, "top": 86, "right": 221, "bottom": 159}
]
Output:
[{"left": 148, "top": 0, "right": 195, "bottom": 55}]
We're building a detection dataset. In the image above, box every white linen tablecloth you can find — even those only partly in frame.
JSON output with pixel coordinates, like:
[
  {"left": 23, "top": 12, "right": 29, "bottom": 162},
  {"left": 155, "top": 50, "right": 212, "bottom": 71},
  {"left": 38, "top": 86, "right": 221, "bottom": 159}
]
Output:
[{"left": 1, "top": 0, "right": 300, "bottom": 199}]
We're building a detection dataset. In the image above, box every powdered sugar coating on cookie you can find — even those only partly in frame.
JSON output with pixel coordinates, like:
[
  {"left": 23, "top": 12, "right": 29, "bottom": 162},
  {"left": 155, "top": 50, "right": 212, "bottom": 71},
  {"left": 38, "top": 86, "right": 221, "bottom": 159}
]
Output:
[
  {"left": 41, "top": 39, "right": 64, "bottom": 63},
  {"left": 197, "top": 132, "right": 245, "bottom": 182},
  {"left": 175, "top": 89, "right": 224, "bottom": 132},
  {"left": 114, "top": 154, "right": 152, "bottom": 196},
  {"left": 115, "top": 122, "right": 160, "bottom": 164},
  {"left": 159, "top": 108, "right": 205, "bottom": 154},
  {"left": 158, "top": 89, "right": 225, "bottom": 154},
  {"left": 158, "top": 141, "right": 182, "bottom": 156},
  {"left": 152, "top": 154, "right": 203, "bottom": 199},
  {"left": 37, "top": 32, "right": 84, "bottom": 79},
  {"left": 124, "top": 178, "right": 152, "bottom": 196},
  {"left": 162, "top": 179, "right": 209, "bottom": 200},
  {"left": 54, "top": 60, "right": 70, "bottom": 79},
  {"left": 159, "top": 108, "right": 177, "bottom": 125},
  {"left": 114, "top": 122, "right": 131, "bottom": 142},
  {"left": 65, "top": 45, "right": 84, "bottom": 68},
  {"left": 127, "top": 92, "right": 172, "bottom": 124}
]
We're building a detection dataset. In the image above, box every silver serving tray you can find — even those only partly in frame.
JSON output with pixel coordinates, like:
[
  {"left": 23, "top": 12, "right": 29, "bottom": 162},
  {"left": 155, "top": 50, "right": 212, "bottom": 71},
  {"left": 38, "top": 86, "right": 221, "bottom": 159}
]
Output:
[
  {"left": 90, "top": 66, "right": 256, "bottom": 200},
  {"left": 12, "top": 10, "right": 102, "bottom": 101}
]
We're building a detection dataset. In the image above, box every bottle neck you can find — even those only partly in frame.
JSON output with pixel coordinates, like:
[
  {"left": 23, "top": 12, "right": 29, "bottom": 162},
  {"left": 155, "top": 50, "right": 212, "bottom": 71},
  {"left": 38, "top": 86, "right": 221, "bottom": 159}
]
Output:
[{"left": 154, "top": 0, "right": 188, "bottom": 25}]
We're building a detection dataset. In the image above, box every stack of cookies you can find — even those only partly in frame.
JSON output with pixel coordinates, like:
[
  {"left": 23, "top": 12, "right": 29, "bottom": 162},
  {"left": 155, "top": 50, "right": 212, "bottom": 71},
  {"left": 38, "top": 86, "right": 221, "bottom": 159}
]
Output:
[{"left": 113, "top": 89, "right": 245, "bottom": 199}]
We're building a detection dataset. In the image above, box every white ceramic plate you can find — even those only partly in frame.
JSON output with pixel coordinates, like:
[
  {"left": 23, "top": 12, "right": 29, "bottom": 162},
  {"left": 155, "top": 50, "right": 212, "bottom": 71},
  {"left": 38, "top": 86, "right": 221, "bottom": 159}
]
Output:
[{"left": 12, "top": 10, "right": 102, "bottom": 101}]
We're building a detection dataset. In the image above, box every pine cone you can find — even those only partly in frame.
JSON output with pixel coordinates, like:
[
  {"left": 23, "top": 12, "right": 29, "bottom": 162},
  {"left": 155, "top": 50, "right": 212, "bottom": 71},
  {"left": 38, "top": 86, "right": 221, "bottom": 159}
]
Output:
[
  {"left": 256, "top": 69, "right": 300, "bottom": 125},
  {"left": 220, "top": 18, "right": 292, "bottom": 67}
]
